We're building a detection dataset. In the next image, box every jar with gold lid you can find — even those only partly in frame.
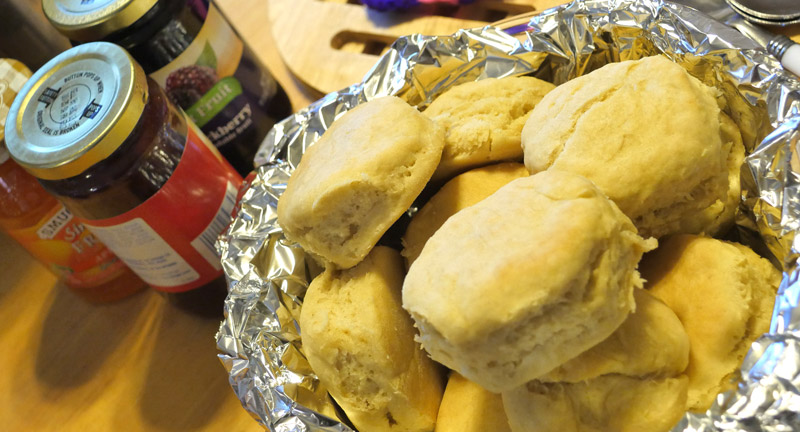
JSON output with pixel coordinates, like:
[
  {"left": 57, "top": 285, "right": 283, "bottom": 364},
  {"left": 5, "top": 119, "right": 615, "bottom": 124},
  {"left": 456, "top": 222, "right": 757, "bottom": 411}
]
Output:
[
  {"left": 42, "top": 0, "right": 292, "bottom": 177},
  {"left": 4, "top": 42, "right": 243, "bottom": 315},
  {"left": 0, "top": 57, "right": 146, "bottom": 303}
]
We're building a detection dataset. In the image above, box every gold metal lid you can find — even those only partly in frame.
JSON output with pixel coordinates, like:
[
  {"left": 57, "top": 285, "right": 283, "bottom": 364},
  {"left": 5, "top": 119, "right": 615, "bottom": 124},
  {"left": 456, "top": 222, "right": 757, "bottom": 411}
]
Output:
[
  {"left": 42, "top": 0, "right": 158, "bottom": 42},
  {"left": 4, "top": 42, "right": 148, "bottom": 180}
]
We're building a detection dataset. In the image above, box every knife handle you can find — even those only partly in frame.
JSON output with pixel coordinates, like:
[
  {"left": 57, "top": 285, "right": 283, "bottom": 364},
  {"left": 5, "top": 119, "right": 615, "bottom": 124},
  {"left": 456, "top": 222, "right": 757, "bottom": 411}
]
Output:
[{"left": 767, "top": 35, "right": 800, "bottom": 78}]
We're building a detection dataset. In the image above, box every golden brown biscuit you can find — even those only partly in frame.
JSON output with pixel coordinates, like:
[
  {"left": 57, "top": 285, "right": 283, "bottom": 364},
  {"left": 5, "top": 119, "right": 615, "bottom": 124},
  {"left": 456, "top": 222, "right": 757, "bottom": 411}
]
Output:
[
  {"left": 502, "top": 375, "right": 689, "bottom": 432},
  {"left": 277, "top": 96, "right": 445, "bottom": 269},
  {"left": 522, "top": 55, "right": 743, "bottom": 238},
  {"left": 674, "top": 112, "right": 744, "bottom": 236},
  {"left": 402, "top": 162, "right": 528, "bottom": 267},
  {"left": 424, "top": 77, "right": 555, "bottom": 182},
  {"left": 300, "top": 246, "right": 444, "bottom": 432},
  {"left": 540, "top": 288, "right": 689, "bottom": 383},
  {"left": 402, "top": 170, "right": 656, "bottom": 392},
  {"left": 435, "top": 373, "right": 512, "bottom": 432},
  {"left": 503, "top": 289, "right": 691, "bottom": 431},
  {"left": 641, "top": 234, "right": 780, "bottom": 412}
]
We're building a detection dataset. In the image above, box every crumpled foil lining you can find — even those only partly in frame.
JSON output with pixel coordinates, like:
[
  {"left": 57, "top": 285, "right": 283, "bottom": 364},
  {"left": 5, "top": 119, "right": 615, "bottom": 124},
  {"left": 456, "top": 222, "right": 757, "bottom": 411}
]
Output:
[{"left": 215, "top": 0, "right": 800, "bottom": 430}]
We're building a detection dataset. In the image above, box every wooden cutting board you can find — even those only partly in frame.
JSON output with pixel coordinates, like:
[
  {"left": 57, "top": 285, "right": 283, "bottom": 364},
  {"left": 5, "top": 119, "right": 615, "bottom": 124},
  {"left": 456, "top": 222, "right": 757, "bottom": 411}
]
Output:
[
  {"left": 268, "top": 0, "right": 800, "bottom": 96},
  {"left": 268, "top": 0, "right": 567, "bottom": 95}
]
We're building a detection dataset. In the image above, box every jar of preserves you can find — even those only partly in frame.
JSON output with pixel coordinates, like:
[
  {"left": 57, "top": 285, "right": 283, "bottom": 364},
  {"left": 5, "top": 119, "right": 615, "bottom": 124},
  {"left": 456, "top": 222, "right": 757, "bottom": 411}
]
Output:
[
  {"left": 0, "top": 58, "right": 145, "bottom": 303},
  {"left": 4, "top": 43, "right": 243, "bottom": 316},
  {"left": 42, "top": 0, "right": 292, "bottom": 177}
]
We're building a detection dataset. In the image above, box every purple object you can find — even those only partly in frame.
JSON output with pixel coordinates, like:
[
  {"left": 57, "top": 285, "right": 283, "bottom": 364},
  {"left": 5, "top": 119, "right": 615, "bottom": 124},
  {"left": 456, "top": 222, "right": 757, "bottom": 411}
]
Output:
[
  {"left": 186, "top": 0, "right": 209, "bottom": 20},
  {"left": 361, "top": 0, "right": 419, "bottom": 10},
  {"left": 361, "top": 0, "right": 475, "bottom": 11}
]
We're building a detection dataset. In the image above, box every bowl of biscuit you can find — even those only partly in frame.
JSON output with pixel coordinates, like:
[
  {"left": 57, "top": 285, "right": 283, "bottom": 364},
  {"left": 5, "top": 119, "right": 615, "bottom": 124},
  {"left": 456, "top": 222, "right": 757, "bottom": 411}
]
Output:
[{"left": 216, "top": 1, "right": 800, "bottom": 431}]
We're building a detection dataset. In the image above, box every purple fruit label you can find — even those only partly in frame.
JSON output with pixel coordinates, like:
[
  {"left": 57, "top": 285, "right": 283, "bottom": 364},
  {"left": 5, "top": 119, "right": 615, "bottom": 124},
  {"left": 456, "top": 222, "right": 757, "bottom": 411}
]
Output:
[{"left": 149, "top": 2, "right": 277, "bottom": 153}]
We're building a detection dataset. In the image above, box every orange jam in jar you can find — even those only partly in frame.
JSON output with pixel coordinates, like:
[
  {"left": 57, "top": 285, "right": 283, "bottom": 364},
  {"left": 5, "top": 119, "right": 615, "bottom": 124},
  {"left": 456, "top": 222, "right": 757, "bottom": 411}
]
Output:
[
  {"left": 0, "top": 58, "right": 145, "bottom": 302},
  {"left": 4, "top": 44, "right": 242, "bottom": 316}
]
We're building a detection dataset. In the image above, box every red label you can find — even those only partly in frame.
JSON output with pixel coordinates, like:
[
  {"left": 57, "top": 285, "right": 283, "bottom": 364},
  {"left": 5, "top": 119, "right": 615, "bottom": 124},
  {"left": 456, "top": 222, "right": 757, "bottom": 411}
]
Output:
[{"left": 81, "top": 122, "right": 243, "bottom": 293}]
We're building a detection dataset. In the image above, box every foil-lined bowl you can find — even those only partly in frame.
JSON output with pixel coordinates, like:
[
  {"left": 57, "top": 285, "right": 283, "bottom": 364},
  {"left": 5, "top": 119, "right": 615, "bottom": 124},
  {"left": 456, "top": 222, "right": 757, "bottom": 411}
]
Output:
[{"left": 216, "top": 0, "right": 800, "bottom": 430}]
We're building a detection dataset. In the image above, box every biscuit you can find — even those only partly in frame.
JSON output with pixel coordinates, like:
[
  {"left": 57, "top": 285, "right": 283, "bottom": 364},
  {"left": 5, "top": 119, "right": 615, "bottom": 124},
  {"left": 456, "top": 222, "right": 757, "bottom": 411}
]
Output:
[
  {"left": 539, "top": 289, "right": 689, "bottom": 383},
  {"left": 402, "top": 170, "right": 656, "bottom": 392},
  {"left": 435, "top": 372, "right": 512, "bottom": 432},
  {"left": 674, "top": 112, "right": 744, "bottom": 236},
  {"left": 503, "top": 289, "right": 690, "bottom": 431},
  {"left": 522, "top": 55, "right": 743, "bottom": 238},
  {"left": 300, "top": 246, "right": 444, "bottom": 432},
  {"left": 641, "top": 234, "right": 780, "bottom": 411},
  {"left": 502, "top": 375, "right": 689, "bottom": 432},
  {"left": 277, "top": 96, "right": 445, "bottom": 269},
  {"left": 424, "top": 77, "right": 555, "bottom": 182},
  {"left": 402, "top": 162, "right": 528, "bottom": 267}
]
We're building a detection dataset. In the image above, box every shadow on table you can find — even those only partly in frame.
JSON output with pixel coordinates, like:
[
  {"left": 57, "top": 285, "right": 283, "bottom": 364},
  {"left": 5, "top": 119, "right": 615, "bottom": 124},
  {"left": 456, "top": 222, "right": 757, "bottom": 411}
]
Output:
[
  {"left": 33, "top": 283, "right": 151, "bottom": 388},
  {"left": 135, "top": 303, "right": 233, "bottom": 431},
  {"left": 0, "top": 233, "right": 46, "bottom": 303}
]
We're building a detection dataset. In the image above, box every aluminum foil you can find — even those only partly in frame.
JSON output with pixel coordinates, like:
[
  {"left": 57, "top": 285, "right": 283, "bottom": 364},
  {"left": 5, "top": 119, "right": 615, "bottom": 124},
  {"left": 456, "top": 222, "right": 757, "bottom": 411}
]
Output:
[{"left": 216, "top": 0, "right": 800, "bottom": 430}]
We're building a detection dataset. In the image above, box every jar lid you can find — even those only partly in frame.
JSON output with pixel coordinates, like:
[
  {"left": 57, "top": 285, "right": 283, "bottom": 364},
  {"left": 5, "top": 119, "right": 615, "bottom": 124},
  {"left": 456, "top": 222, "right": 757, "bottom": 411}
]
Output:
[
  {"left": 42, "top": 0, "right": 158, "bottom": 42},
  {"left": 4, "top": 42, "right": 148, "bottom": 180},
  {"left": 0, "top": 59, "right": 33, "bottom": 145}
]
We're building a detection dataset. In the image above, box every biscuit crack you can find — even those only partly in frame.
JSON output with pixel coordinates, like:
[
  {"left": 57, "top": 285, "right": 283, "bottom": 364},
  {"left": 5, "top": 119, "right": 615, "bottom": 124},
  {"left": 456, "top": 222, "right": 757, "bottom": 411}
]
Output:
[{"left": 550, "top": 61, "right": 643, "bottom": 167}]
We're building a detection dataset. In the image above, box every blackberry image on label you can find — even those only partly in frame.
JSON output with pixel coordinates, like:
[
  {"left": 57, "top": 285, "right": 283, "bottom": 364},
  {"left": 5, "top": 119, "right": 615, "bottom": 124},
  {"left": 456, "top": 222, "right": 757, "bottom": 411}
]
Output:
[
  {"left": 165, "top": 64, "right": 218, "bottom": 108},
  {"left": 43, "top": 0, "right": 293, "bottom": 176}
]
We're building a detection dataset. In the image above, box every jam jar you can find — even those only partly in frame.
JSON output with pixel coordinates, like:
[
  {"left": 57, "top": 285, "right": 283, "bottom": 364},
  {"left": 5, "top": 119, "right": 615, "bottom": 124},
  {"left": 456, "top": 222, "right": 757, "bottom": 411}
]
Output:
[
  {"left": 0, "top": 58, "right": 145, "bottom": 303},
  {"left": 4, "top": 42, "right": 243, "bottom": 316},
  {"left": 42, "top": 0, "right": 292, "bottom": 176}
]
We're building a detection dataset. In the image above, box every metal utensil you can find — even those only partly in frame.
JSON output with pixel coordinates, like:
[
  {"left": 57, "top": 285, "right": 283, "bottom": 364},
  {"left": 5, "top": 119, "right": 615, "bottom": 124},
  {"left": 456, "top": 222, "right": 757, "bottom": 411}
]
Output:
[
  {"left": 669, "top": 0, "right": 800, "bottom": 77},
  {"left": 725, "top": 0, "right": 800, "bottom": 25}
]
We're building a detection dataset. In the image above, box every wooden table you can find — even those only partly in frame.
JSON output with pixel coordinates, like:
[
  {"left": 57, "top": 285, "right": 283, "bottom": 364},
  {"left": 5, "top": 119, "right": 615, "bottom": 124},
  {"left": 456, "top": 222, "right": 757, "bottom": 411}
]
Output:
[
  {"left": 1, "top": 1, "right": 799, "bottom": 431},
  {"left": 0, "top": 233, "right": 261, "bottom": 431},
  {"left": 0, "top": 2, "right": 307, "bottom": 431}
]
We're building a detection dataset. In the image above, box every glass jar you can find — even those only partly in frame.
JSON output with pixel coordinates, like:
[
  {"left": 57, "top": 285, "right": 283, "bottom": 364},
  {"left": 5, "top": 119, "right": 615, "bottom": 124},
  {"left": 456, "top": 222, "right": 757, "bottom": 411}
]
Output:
[
  {"left": 42, "top": 0, "right": 292, "bottom": 176},
  {"left": 4, "top": 43, "right": 243, "bottom": 316},
  {"left": 0, "top": 146, "right": 148, "bottom": 302},
  {"left": 0, "top": 58, "right": 145, "bottom": 303}
]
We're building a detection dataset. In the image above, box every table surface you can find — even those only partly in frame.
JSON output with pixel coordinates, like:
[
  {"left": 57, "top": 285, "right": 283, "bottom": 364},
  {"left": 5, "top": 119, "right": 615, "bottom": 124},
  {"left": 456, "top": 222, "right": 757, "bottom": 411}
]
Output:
[
  {"left": 0, "top": 2, "right": 304, "bottom": 431},
  {"left": 1, "top": 1, "right": 799, "bottom": 431}
]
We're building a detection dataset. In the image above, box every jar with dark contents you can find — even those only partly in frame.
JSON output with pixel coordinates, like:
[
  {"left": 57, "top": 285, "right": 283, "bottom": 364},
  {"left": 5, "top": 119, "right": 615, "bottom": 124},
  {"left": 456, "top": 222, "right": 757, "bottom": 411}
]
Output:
[
  {"left": 42, "top": 0, "right": 292, "bottom": 177},
  {"left": 4, "top": 42, "right": 243, "bottom": 316},
  {"left": 0, "top": 58, "right": 146, "bottom": 303}
]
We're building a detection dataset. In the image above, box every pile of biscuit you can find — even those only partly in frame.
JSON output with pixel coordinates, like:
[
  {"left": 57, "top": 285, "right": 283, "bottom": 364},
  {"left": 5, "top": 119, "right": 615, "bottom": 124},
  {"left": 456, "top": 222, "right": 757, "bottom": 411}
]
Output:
[{"left": 276, "top": 55, "right": 781, "bottom": 432}]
